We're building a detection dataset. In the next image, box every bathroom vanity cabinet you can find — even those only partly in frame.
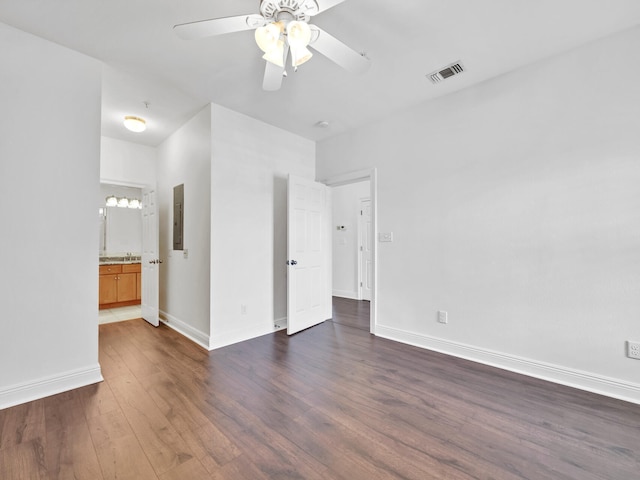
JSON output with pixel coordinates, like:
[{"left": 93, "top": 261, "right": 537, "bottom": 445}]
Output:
[{"left": 99, "top": 263, "right": 141, "bottom": 309}]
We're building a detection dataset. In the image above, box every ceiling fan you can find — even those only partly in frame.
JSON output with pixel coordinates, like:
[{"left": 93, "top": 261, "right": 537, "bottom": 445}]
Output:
[{"left": 173, "top": 0, "right": 370, "bottom": 91}]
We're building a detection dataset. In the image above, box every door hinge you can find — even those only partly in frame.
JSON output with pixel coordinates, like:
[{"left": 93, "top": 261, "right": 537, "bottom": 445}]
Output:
[
  {"left": 360, "top": 246, "right": 363, "bottom": 251},
  {"left": 360, "top": 282, "right": 363, "bottom": 287}
]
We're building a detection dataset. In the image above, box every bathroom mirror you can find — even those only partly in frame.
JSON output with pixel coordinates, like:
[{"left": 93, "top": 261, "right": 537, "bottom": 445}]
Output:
[{"left": 99, "top": 184, "right": 143, "bottom": 255}]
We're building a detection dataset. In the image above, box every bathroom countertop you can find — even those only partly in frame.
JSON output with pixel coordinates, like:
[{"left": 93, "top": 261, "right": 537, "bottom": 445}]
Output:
[{"left": 99, "top": 256, "right": 142, "bottom": 265}]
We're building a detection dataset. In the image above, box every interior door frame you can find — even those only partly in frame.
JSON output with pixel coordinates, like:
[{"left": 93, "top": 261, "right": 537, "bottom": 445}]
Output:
[
  {"left": 320, "top": 168, "right": 378, "bottom": 335},
  {"left": 358, "top": 196, "right": 372, "bottom": 302},
  {"left": 99, "top": 179, "right": 157, "bottom": 320}
]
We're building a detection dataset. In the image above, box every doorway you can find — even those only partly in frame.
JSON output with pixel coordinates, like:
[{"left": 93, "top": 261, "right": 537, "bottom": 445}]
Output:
[
  {"left": 99, "top": 183, "right": 144, "bottom": 324},
  {"left": 98, "top": 181, "right": 159, "bottom": 327},
  {"left": 321, "top": 169, "right": 377, "bottom": 334}
]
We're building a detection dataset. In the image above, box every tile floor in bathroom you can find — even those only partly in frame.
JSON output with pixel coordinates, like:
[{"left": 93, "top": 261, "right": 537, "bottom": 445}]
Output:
[{"left": 99, "top": 305, "right": 142, "bottom": 324}]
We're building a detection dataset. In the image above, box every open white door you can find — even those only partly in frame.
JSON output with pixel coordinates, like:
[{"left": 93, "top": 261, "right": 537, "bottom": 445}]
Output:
[
  {"left": 141, "top": 187, "right": 159, "bottom": 327},
  {"left": 287, "top": 175, "right": 331, "bottom": 335}
]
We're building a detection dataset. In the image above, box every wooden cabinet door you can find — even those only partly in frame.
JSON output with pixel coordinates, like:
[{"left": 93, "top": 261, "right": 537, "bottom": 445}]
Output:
[
  {"left": 117, "top": 273, "right": 137, "bottom": 302},
  {"left": 136, "top": 273, "right": 141, "bottom": 300},
  {"left": 99, "top": 274, "right": 118, "bottom": 305}
]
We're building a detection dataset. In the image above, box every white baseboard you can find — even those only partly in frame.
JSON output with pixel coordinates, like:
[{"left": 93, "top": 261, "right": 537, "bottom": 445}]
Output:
[
  {"left": 333, "top": 290, "right": 359, "bottom": 300},
  {"left": 376, "top": 325, "right": 640, "bottom": 405},
  {"left": 0, "top": 364, "right": 103, "bottom": 410},
  {"left": 159, "top": 310, "right": 287, "bottom": 351},
  {"left": 159, "top": 310, "right": 210, "bottom": 350},
  {"left": 274, "top": 317, "right": 287, "bottom": 331},
  {"left": 209, "top": 321, "right": 286, "bottom": 350}
]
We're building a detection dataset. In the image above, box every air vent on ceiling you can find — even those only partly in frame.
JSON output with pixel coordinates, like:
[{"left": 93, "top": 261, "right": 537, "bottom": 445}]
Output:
[{"left": 427, "top": 61, "right": 465, "bottom": 84}]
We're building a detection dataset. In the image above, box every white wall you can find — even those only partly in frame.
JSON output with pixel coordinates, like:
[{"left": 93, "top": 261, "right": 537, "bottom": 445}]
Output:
[
  {"left": 100, "top": 136, "right": 157, "bottom": 187},
  {"left": 317, "top": 27, "right": 640, "bottom": 404},
  {"left": 210, "top": 104, "right": 315, "bottom": 349},
  {"left": 0, "top": 22, "right": 103, "bottom": 408},
  {"left": 332, "top": 181, "right": 370, "bottom": 299},
  {"left": 157, "top": 106, "right": 212, "bottom": 348}
]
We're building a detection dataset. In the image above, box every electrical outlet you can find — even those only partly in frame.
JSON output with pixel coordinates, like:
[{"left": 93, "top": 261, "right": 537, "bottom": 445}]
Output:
[
  {"left": 438, "top": 310, "right": 448, "bottom": 324},
  {"left": 628, "top": 341, "right": 640, "bottom": 360}
]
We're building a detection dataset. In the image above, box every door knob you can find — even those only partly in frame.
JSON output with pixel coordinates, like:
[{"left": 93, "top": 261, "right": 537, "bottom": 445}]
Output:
[
  {"left": 149, "top": 259, "right": 156, "bottom": 264},
  {"left": 290, "top": 260, "right": 298, "bottom": 265}
]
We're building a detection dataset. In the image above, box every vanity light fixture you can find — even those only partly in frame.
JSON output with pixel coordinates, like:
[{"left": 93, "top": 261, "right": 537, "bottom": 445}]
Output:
[
  {"left": 105, "top": 196, "right": 142, "bottom": 209},
  {"left": 128, "top": 199, "right": 141, "bottom": 209},
  {"left": 123, "top": 115, "right": 146, "bottom": 133}
]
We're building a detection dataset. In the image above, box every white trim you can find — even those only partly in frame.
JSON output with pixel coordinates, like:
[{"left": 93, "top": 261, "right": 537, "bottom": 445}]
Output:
[
  {"left": 333, "top": 289, "right": 360, "bottom": 300},
  {"left": 376, "top": 325, "right": 640, "bottom": 405},
  {"left": 357, "top": 196, "right": 371, "bottom": 302},
  {"left": 159, "top": 310, "right": 210, "bottom": 350},
  {"left": 209, "top": 323, "right": 284, "bottom": 351},
  {"left": 100, "top": 178, "right": 151, "bottom": 189},
  {"left": 160, "top": 310, "right": 287, "bottom": 351},
  {"left": 321, "top": 168, "right": 378, "bottom": 335},
  {"left": 320, "top": 169, "right": 372, "bottom": 186},
  {"left": 274, "top": 317, "right": 287, "bottom": 331},
  {"left": 0, "top": 365, "right": 103, "bottom": 410}
]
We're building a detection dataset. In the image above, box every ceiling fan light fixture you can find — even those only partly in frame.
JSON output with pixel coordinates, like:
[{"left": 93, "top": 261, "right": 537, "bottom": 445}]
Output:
[
  {"left": 285, "top": 21, "right": 312, "bottom": 68},
  {"left": 291, "top": 46, "right": 313, "bottom": 67},
  {"left": 255, "top": 22, "right": 283, "bottom": 53},
  {"left": 173, "top": 0, "right": 371, "bottom": 92},
  {"left": 123, "top": 115, "right": 146, "bottom": 133},
  {"left": 262, "top": 40, "right": 286, "bottom": 67},
  {"left": 286, "top": 21, "right": 311, "bottom": 49}
]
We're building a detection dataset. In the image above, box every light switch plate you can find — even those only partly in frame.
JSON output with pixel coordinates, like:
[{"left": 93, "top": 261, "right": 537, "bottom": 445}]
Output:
[{"left": 379, "top": 232, "right": 394, "bottom": 242}]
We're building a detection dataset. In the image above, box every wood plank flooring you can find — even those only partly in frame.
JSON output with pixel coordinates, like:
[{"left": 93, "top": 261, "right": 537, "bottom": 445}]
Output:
[
  {"left": 331, "top": 296, "right": 370, "bottom": 331},
  {"left": 1, "top": 298, "right": 640, "bottom": 479}
]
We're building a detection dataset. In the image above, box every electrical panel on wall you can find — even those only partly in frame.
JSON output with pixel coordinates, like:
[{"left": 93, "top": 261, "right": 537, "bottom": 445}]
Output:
[{"left": 173, "top": 184, "right": 184, "bottom": 250}]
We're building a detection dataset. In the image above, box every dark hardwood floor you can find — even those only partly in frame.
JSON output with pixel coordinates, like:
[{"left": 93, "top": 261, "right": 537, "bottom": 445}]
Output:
[
  {"left": 1, "top": 300, "right": 639, "bottom": 479},
  {"left": 331, "top": 296, "right": 370, "bottom": 331}
]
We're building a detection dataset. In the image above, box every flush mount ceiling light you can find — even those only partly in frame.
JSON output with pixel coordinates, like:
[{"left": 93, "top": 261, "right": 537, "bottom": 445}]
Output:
[
  {"left": 173, "top": 0, "right": 370, "bottom": 91},
  {"left": 123, "top": 115, "right": 146, "bottom": 133}
]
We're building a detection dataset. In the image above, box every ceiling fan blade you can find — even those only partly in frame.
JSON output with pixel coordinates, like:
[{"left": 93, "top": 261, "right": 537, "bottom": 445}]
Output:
[
  {"left": 263, "top": 61, "right": 284, "bottom": 91},
  {"left": 308, "top": 26, "right": 370, "bottom": 74},
  {"left": 174, "top": 14, "right": 265, "bottom": 40},
  {"left": 314, "top": 0, "right": 348, "bottom": 15}
]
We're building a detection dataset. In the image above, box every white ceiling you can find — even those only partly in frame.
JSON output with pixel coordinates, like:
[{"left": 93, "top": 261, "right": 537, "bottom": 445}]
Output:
[{"left": 2, "top": 0, "right": 640, "bottom": 147}]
